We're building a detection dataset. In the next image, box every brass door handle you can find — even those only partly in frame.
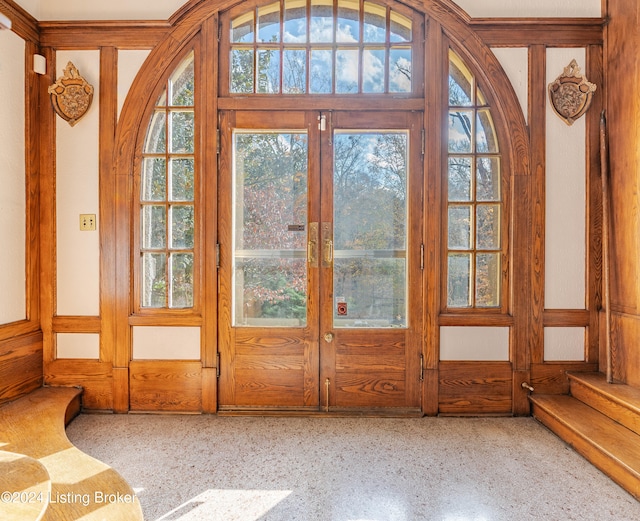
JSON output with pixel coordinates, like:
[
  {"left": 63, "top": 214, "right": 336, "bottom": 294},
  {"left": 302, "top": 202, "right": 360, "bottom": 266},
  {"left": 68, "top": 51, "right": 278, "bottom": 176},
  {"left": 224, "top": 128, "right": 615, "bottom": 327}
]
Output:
[
  {"left": 308, "top": 222, "right": 318, "bottom": 268},
  {"left": 321, "top": 222, "right": 332, "bottom": 267},
  {"left": 323, "top": 238, "right": 333, "bottom": 265},
  {"left": 324, "top": 332, "right": 334, "bottom": 343}
]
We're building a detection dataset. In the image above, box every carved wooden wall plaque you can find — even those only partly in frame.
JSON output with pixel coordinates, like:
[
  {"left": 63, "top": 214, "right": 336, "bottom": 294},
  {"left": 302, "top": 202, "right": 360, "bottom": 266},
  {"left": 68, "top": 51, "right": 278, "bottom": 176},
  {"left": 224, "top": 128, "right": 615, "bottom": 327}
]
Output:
[
  {"left": 48, "top": 62, "right": 94, "bottom": 126},
  {"left": 548, "top": 59, "right": 597, "bottom": 126}
]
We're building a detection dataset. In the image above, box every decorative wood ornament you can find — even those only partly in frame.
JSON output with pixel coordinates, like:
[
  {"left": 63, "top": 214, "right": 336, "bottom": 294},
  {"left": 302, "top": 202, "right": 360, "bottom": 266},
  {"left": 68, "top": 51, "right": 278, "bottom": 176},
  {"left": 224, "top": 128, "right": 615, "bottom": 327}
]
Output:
[
  {"left": 48, "top": 62, "right": 94, "bottom": 126},
  {"left": 548, "top": 59, "right": 597, "bottom": 126}
]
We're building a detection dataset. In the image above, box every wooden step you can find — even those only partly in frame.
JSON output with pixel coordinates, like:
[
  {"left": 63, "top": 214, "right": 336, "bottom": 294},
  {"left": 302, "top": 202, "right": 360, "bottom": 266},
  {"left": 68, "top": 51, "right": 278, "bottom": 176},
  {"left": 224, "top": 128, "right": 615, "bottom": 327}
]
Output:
[
  {"left": 0, "top": 386, "right": 144, "bottom": 521},
  {"left": 568, "top": 372, "right": 640, "bottom": 436},
  {"left": 530, "top": 394, "right": 640, "bottom": 500}
]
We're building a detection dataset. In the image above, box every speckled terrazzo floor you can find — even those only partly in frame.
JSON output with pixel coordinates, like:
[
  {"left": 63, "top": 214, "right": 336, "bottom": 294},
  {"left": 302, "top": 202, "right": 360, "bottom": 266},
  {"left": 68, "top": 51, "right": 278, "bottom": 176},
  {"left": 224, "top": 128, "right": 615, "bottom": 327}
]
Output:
[{"left": 66, "top": 415, "right": 640, "bottom": 521}]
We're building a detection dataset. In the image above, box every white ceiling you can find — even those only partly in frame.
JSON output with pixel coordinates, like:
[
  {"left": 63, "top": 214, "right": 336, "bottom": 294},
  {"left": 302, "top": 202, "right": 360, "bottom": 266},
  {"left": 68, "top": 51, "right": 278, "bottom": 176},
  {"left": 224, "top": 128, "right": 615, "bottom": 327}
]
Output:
[{"left": 13, "top": 0, "right": 601, "bottom": 21}]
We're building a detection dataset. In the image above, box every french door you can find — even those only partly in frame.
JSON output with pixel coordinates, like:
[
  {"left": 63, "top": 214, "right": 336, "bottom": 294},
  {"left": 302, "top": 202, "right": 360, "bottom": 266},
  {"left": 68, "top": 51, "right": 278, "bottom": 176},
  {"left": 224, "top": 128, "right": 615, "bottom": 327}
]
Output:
[{"left": 218, "top": 110, "right": 423, "bottom": 413}]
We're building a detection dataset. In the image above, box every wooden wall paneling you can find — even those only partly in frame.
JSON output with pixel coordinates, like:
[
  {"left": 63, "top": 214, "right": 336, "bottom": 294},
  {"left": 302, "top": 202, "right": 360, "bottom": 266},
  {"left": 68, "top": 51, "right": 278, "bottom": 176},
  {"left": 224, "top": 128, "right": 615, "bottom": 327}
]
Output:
[
  {"left": 527, "top": 45, "right": 547, "bottom": 366},
  {"left": 422, "top": 15, "right": 443, "bottom": 415},
  {"left": 45, "top": 359, "right": 113, "bottom": 410},
  {"left": 438, "top": 361, "right": 512, "bottom": 415},
  {"left": 530, "top": 361, "right": 598, "bottom": 395},
  {"left": 129, "top": 361, "right": 202, "bottom": 412},
  {"left": 100, "top": 47, "right": 118, "bottom": 367},
  {"left": 0, "top": 0, "right": 39, "bottom": 44},
  {"left": 39, "top": 46, "right": 56, "bottom": 366},
  {"left": 38, "top": 22, "right": 170, "bottom": 50},
  {"left": 610, "top": 313, "right": 640, "bottom": 387},
  {"left": 586, "top": 44, "right": 604, "bottom": 364},
  {"left": 0, "top": 332, "right": 43, "bottom": 404},
  {"left": 471, "top": 19, "right": 604, "bottom": 47},
  {"left": 605, "top": 0, "right": 640, "bottom": 386},
  {"left": 606, "top": 1, "right": 640, "bottom": 318},
  {"left": 113, "top": 167, "right": 131, "bottom": 412},
  {"left": 542, "top": 309, "right": 590, "bottom": 327},
  {"left": 52, "top": 316, "right": 101, "bottom": 332},
  {"left": 200, "top": 15, "right": 219, "bottom": 412},
  {"left": 25, "top": 41, "right": 41, "bottom": 332},
  {"left": 112, "top": 366, "right": 129, "bottom": 412}
]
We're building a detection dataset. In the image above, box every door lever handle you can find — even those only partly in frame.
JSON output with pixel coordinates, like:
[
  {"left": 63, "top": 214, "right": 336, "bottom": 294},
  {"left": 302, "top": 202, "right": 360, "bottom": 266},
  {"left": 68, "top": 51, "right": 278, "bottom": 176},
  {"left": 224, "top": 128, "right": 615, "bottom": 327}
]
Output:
[
  {"left": 321, "top": 222, "right": 333, "bottom": 267},
  {"left": 323, "top": 238, "right": 333, "bottom": 265},
  {"left": 308, "top": 222, "right": 319, "bottom": 268}
]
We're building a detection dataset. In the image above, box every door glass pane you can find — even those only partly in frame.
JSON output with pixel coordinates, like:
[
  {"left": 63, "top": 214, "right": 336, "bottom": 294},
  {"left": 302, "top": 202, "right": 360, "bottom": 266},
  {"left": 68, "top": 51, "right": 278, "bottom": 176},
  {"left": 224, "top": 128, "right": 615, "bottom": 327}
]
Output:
[
  {"left": 333, "top": 131, "right": 408, "bottom": 328},
  {"left": 233, "top": 132, "right": 308, "bottom": 326}
]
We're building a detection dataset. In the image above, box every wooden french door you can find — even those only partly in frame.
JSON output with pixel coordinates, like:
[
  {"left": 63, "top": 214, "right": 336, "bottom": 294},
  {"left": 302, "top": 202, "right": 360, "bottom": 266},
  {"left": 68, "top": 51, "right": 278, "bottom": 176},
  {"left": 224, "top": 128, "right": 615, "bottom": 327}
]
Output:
[{"left": 218, "top": 109, "right": 423, "bottom": 413}]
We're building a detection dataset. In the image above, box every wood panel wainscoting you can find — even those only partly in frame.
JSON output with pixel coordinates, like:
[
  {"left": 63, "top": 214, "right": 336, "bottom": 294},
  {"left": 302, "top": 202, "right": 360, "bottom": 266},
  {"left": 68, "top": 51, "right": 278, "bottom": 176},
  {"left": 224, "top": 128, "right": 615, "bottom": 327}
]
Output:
[{"left": 0, "top": 332, "right": 43, "bottom": 406}]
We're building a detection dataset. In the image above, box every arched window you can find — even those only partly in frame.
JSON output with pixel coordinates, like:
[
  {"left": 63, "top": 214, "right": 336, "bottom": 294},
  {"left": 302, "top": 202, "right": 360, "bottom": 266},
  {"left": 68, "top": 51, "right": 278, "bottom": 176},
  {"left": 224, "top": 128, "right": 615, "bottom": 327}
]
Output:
[
  {"left": 139, "top": 51, "right": 196, "bottom": 309},
  {"left": 446, "top": 49, "right": 503, "bottom": 309},
  {"left": 221, "top": 0, "right": 418, "bottom": 95},
  {"left": 136, "top": 3, "right": 507, "bottom": 314}
]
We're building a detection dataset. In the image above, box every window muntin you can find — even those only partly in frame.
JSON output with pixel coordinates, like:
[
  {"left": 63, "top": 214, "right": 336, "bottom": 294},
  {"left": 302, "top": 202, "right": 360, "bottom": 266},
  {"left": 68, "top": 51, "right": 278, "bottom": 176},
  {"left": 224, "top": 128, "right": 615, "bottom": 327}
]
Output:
[
  {"left": 228, "top": 0, "right": 414, "bottom": 95},
  {"left": 140, "top": 51, "right": 196, "bottom": 309},
  {"left": 447, "top": 49, "right": 502, "bottom": 309}
]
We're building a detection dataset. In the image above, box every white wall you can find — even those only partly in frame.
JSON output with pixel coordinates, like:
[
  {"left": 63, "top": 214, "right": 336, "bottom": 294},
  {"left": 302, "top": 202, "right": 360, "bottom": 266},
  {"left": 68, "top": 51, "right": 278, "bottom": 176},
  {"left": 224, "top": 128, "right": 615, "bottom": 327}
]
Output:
[
  {"left": 545, "top": 48, "right": 587, "bottom": 310},
  {"left": 133, "top": 327, "right": 201, "bottom": 360},
  {"left": 491, "top": 48, "right": 528, "bottom": 124},
  {"left": 118, "top": 50, "right": 151, "bottom": 119},
  {"left": 57, "top": 333, "right": 100, "bottom": 359},
  {"left": 455, "top": 0, "right": 600, "bottom": 18},
  {"left": 544, "top": 327, "right": 585, "bottom": 361},
  {"left": 55, "top": 51, "right": 101, "bottom": 316},
  {"left": 0, "top": 29, "right": 26, "bottom": 325},
  {"left": 440, "top": 327, "right": 510, "bottom": 361}
]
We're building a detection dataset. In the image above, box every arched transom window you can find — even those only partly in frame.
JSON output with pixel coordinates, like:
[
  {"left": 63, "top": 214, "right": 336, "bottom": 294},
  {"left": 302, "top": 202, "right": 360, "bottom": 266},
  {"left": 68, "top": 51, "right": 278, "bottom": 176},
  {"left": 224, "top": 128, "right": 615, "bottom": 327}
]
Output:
[{"left": 222, "top": 0, "right": 417, "bottom": 95}]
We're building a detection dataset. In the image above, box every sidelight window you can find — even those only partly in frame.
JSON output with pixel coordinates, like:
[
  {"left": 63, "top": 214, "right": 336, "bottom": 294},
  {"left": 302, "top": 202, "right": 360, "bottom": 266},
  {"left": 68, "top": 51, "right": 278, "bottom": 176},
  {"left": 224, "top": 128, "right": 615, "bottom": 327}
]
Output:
[
  {"left": 139, "top": 51, "right": 196, "bottom": 309},
  {"left": 446, "top": 49, "right": 503, "bottom": 308}
]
